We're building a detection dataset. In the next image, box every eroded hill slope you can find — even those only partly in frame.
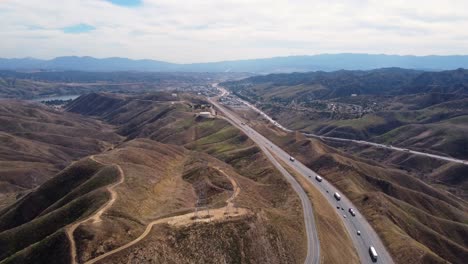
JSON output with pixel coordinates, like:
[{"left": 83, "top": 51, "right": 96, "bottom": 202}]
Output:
[{"left": 0, "top": 100, "right": 122, "bottom": 210}]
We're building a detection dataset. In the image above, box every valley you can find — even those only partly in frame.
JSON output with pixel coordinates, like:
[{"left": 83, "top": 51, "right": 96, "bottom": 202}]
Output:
[
  {"left": 3, "top": 1, "right": 468, "bottom": 263},
  {"left": 1, "top": 67, "right": 467, "bottom": 264}
]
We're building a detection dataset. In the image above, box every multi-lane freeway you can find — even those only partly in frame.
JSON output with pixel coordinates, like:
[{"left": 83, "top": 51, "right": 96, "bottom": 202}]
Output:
[
  {"left": 209, "top": 98, "right": 321, "bottom": 264},
  {"left": 210, "top": 87, "right": 394, "bottom": 264},
  {"left": 219, "top": 84, "right": 468, "bottom": 166}
]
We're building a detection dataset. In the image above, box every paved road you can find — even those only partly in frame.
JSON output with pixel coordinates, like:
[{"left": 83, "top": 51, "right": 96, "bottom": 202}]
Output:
[
  {"left": 219, "top": 84, "right": 468, "bottom": 166},
  {"left": 210, "top": 88, "right": 395, "bottom": 264},
  {"left": 209, "top": 98, "right": 320, "bottom": 264}
]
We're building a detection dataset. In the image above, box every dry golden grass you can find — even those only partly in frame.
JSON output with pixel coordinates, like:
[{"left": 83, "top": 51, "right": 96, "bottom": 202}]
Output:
[
  {"left": 248, "top": 120, "right": 468, "bottom": 264},
  {"left": 0, "top": 100, "right": 123, "bottom": 203}
]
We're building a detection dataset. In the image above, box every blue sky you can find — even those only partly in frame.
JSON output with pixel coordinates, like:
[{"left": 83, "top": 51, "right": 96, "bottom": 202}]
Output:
[
  {"left": 1, "top": 0, "right": 468, "bottom": 63},
  {"left": 106, "top": 0, "right": 142, "bottom": 7},
  {"left": 63, "top": 24, "right": 96, "bottom": 34}
]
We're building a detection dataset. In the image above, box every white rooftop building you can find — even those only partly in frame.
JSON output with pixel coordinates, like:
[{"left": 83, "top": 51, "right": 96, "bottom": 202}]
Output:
[{"left": 198, "top": 112, "right": 212, "bottom": 118}]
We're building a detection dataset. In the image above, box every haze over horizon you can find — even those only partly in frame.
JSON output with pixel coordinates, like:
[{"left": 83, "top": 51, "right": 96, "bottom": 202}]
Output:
[{"left": 2, "top": 0, "right": 468, "bottom": 63}]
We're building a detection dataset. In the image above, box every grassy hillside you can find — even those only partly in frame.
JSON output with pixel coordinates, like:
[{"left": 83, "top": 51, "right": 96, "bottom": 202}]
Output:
[
  {"left": 0, "top": 158, "right": 118, "bottom": 262},
  {"left": 223, "top": 69, "right": 468, "bottom": 159},
  {"left": 0, "top": 100, "right": 122, "bottom": 210},
  {"left": 0, "top": 92, "right": 321, "bottom": 263},
  {"left": 223, "top": 68, "right": 468, "bottom": 99},
  {"left": 253, "top": 123, "right": 468, "bottom": 264}
]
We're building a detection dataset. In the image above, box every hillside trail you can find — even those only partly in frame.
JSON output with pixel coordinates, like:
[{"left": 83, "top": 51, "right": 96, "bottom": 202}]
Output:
[
  {"left": 65, "top": 154, "right": 125, "bottom": 264},
  {"left": 84, "top": 167, "right": 249, "bottom": 264}
]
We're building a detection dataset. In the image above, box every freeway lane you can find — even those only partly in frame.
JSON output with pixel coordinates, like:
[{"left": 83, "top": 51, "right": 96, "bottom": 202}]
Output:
[
  {"left": 219, "top": 84, "right": 468, "bottom": 166},
  {"left": 208, "top": 98, "right": 320, "bottom": 264},
  {"left": 209, "top": 93, "right": 394, "bottom": 264},
  {"left": 260, "top": 144, "right": 321, "bottom": 264},
  {"left": 305, "top": 134, "right": 468, "bottom": 165}
]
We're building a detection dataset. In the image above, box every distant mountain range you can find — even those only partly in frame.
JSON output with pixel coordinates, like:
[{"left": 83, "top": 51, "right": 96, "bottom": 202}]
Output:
[{"left": 2, "top": 54, "right": 468, "bottom": 73}]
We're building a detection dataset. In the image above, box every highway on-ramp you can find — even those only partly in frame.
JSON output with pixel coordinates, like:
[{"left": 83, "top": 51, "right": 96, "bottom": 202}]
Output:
[{"left": 209, "top": 93, "right": 395, "bottom": 264}]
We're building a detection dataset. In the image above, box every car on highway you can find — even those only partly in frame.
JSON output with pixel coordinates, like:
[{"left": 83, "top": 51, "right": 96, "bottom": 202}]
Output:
[
  {"left": 348, "top": 208, "right": 356, "bottom": 216},
  {"left": 357, "top": 230, "right": 361, "bottom": 236},
  {"left": 334, "top": 192, "right": 341, "bottom": 201},
  {"left": 289, "top": 156, "right": 295, "bottom": 162},
  {"left": 315, "top": 175, "right": 323, "bottom": 182},
  {"left": 369, "top": 246, "right": 378, "bottom": 262},
  {"left": 343, "top": 214, "right": 347, "bottom": 218}
]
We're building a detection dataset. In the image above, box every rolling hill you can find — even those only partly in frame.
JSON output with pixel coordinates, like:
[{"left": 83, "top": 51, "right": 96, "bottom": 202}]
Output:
[
  {"left": 223, "top": 68, "right": 468, "bottom": 159},
  {"left": 2, "top": 92, "right": 352, "bottom": 264},
  {"left": 0, "top": 100, "right": 122, "bottom": 210},
  {"left": 250, "top": 122, "right": 468, "bottom": 264}
]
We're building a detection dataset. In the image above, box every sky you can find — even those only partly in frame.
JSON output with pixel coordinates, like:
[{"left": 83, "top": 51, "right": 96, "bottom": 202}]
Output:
[{"left": 1, "top": 0, "right": 468, "bottom": 63}]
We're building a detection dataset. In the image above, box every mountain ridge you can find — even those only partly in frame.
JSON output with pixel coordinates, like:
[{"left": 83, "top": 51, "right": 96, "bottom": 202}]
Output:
[{"left": 3, "top": 54, "right": 468, "bottom": 73}]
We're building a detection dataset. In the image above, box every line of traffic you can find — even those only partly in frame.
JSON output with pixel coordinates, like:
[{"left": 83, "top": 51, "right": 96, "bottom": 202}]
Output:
[
  {"left": 209, "top": 97, "right": 320, "bottom": 264},
  {"left": 210, "top": 85, "right": 394, "bottom": 263}
]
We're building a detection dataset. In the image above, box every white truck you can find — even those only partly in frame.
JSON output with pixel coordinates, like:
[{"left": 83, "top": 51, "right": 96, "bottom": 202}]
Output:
[
  {"left": 369, "top": 246, "right": 378, "bottom": 262},
  {"left": 334, "top": 192, "right": 341, "bottom": 201}
]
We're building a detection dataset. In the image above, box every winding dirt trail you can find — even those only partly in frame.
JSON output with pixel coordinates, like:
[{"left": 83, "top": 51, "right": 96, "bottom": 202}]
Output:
[
  {"left": 65, "top": 155, "right": 125, "bottom": 264},
  {"left": 84, "top": 167, "right": 249, "bottom": 264}
]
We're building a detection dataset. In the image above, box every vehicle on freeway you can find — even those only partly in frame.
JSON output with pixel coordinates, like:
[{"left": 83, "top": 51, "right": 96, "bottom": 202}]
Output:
[
  {"left": 336, "top": 206, "right": 340, "bottom": 209},
  {"left": 334, "top": 192, "right": 341, "bottom": 201},
  {"left": 357, "top": 230, "right": 361, "bottom": 236},
  {"left": 289, "top": 156, "right": 295, "bottom": 162},
  {"left": 369, "top": 246, "right": 378, "bottom": 262},
  {"left": 343, "top": 214, "right": 347, "bottom": 218},
  {"left": 349, "top": 208, "right": 356, "bottom": 216},
  {"left": 241, "top": 122, "right": 245, "bottom": 125},
  {"left": 315, "top": 175, "right": 323, "bottom": 182}
]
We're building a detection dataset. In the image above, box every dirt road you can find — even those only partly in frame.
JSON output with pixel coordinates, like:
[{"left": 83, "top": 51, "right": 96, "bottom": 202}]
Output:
[
  {"left": 65, "top": 155, "right": 125, "bottom": 264},
  {"left": 83, "top": 167, "right": 249, "bottom": 264}
]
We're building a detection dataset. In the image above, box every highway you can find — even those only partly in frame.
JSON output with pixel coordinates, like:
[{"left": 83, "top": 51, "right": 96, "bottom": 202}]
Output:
[
  {"left": 209, "top": 97, "right": 320, "bottom": 264},
  {"left": 221, "top": 84, "right": 468, "bottom": 166},
  {"left": 210, "top": 87, "right": 395, "bottom": 264}
]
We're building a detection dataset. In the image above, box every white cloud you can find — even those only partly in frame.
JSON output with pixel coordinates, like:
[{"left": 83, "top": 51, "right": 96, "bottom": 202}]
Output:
[{"left": 0, "top": 0, "right": 467, "bottom": 63}]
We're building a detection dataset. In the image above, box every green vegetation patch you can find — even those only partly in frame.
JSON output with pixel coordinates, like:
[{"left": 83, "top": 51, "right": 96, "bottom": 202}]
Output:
[
  {"left": 0, "top": 190, "right": 109, "bottom": 261},
  {"left": 0, "top": 230, "right": 70, "bottom": 264}
]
